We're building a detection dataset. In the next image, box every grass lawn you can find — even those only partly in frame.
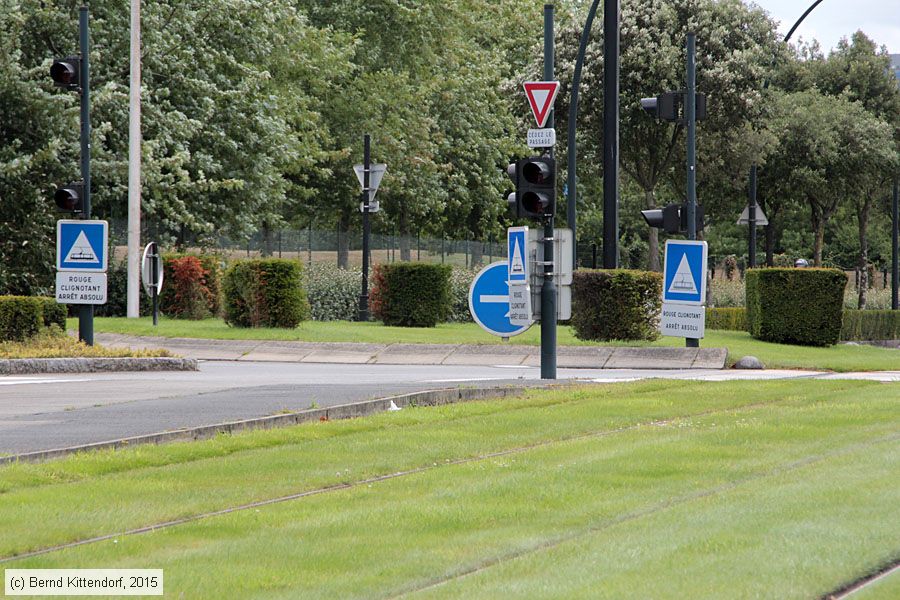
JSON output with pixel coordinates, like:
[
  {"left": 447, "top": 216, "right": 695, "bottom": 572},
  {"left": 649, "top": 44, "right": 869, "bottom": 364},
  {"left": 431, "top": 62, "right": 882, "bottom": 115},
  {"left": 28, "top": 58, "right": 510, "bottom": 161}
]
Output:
[
  {"left": 2, "top": 380, "right": 898, "bottom": 598},
  {"left": 79, "top": 316, "right": 900, "bottom": 371}
]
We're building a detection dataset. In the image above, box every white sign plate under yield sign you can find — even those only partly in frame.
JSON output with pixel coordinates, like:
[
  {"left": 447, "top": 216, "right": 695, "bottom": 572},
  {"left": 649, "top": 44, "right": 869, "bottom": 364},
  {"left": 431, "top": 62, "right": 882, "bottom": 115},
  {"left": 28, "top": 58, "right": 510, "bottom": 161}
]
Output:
[
  {"left": 527, "top": 128, "right": 556, "bottom": 148},
  {"left": 523, "top": 81, "right": 561, "bottom": 128}
]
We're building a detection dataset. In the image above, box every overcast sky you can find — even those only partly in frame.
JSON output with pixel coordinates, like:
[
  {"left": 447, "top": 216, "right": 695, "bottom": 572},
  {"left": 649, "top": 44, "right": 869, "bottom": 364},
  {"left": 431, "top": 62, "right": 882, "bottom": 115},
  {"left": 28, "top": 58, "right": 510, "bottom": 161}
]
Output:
[{"left": 749, "top": 0, "right": 900, "bottom": 54}]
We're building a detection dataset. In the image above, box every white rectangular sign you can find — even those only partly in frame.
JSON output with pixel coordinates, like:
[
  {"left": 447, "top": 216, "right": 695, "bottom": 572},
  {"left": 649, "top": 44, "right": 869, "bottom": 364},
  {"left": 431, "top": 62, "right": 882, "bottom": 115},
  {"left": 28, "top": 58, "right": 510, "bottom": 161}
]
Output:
[
  {"left": 527, "top": 128, "right": 556, "bottom": 148},
  {"left": 55, "top": 272, "right": 107, "bottom": 305},
  {"left": 527, "top": 228, "right": 573, "bottom": 286},
  {"left": 660, "top": 302, "right": 705, "bottom": 339},
  {"left": 508, "top": 283, "right": 533, "bottom": 326}
]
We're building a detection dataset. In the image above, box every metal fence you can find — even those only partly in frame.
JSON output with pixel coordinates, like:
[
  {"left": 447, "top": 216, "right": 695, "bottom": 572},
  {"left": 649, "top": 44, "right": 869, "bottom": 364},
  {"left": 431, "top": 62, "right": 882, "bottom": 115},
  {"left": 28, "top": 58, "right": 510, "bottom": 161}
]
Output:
[{"left": 107, "top": 219, "right": 615, "bottom": 270}]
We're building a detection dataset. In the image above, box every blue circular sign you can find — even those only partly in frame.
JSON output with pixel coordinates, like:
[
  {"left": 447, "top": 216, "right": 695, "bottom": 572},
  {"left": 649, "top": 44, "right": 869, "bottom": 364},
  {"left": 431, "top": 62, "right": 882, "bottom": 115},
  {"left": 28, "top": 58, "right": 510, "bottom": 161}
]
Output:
[{"left": 468, "top": 262, "right": 531, "bottom": 337}]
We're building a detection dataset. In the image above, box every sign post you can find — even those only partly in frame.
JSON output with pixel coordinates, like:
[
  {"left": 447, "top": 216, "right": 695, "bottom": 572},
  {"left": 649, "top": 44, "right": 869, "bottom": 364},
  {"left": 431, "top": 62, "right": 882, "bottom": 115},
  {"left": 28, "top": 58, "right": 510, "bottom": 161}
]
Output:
[
  {"left": 56, "top": 220, "right": 109, "bottom": 311},
  {"left": 507, "top": 226, "right": 532, "bottom": 327},
  {"left": 353, "top": 135, "right": 386, "bottom": 322},
  {"left": 141, "top": 242, "right": 163, "bottom": 326},
  {"left": 660, "top": 240, "right": 708, "bottom": 341}
]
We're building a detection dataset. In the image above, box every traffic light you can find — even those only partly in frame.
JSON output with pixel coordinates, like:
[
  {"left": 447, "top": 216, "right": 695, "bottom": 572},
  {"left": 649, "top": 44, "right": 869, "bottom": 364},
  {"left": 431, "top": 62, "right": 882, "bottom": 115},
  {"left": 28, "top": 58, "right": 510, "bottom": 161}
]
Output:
[
  {"left": 640, "top": 91, "right": 706, "bottom": 122},
  {"left": 506, "top": 156, "right": 556, "bottom": 220},
  {"left": 641, "top": 204, "right": 682, "bottom": 234},
  {"left": 54, "top": 182, "right": 85, "bottom": 213},
  {"left": 50, "top": 56, "right": 81, "bottom": 90},
  {"left": 641, "top": 203, "right": 704, "bottom": 234}
]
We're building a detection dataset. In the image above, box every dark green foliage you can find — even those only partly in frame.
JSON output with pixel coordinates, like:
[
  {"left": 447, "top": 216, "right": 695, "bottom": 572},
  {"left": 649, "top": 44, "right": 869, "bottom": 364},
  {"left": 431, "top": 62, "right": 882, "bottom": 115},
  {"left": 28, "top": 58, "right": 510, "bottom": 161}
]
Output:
[
  {"left": 746, "top": 268, "right": 846, "bottom": 346},
  {"left": 571, "top": 270, "right": 663, "bottom": 341},
  {"left": 840, "top": 310, "right": 900, "bottom": 341},
  {"left": 706, "top": 307, "right": 748, "bottom": 331},
  {"left": 40, "top": 297, "right": 67, "bottom": 330},
  {"left": 371, "top": 263, "right": 452, "bottom": 328},
  {"left": 224, "top": 259, "right": 310, "bottom": 328},
  {"left": 0, "top": 296, "right": 59, "bottom": 341}
]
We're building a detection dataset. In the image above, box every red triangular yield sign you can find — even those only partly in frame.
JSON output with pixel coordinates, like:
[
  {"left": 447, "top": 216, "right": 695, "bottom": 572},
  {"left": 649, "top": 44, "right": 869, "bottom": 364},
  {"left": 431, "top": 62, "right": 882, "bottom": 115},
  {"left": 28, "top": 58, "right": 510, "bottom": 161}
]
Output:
[{"left": 523, "top": 81, "right": 561, "bottom": 128}]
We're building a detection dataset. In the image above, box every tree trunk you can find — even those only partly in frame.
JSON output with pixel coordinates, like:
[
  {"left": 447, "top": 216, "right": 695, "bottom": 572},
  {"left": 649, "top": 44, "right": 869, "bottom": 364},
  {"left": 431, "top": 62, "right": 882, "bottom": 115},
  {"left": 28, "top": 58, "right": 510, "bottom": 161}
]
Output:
[
  {"left": 812, "top": 216, "right": 825, "bottom": 267},
  {"left": 337, "top": 211, "right": 350, "bottom": 269},
  {"left": 469, "top": 240, "right": 484, "bottom": 268},
  {"left": 398, "top": 204, "right": 411, "bottom": 262},
  {"left": 857, "top": 200, "right": 871, "bottom": 309},
  {"left": 645, "top": 188, "right": 660, "bottom": 272}
]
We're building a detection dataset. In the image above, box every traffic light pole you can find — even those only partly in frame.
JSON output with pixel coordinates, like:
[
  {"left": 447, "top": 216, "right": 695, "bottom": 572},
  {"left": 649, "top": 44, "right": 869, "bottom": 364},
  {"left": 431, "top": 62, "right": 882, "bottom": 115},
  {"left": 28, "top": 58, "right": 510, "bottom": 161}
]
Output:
[
  {"left": 358, "top": 134, "right": 371, "bottom": 322},
  {"left": 685, "top": 32, "right": 699, "bottom": 349},
  {"left": 602, "top": 0, "right": 620, "bottom": 269},
  {"left": 748, "top": 165, "right": 758, "bottom": 268},
  {"left": 541, "top": 3, "right": 557, "bottom": 380},
  {"left": 893, "top": 177, "right": 898, "bottom": 311},
  {"left": 78, "top": 6, "right": 94, "bottom": 346}
]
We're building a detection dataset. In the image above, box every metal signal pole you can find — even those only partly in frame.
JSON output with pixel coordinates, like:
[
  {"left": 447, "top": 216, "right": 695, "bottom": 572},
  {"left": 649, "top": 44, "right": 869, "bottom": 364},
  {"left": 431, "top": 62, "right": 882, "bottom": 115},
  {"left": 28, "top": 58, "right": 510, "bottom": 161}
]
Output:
[
  {"left": 78, "top": 6, "right": 94, "bottom": 345},
  {"left": 541, "top": 3, "right": 557, "bottom": 380}
]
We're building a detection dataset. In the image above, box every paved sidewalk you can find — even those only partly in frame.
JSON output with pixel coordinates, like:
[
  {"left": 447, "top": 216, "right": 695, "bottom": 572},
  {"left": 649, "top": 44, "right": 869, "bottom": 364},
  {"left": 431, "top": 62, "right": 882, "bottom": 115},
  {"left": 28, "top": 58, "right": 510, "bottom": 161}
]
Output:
[{"left": 95, "top": 333, "right": 729, "bottom": 370}]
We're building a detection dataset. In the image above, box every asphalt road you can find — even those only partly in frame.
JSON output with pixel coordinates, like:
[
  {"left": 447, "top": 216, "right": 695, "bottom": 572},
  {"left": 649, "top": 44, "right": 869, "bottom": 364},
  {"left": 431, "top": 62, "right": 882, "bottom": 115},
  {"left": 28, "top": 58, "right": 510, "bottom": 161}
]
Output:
[{"left": 1, "top": 361, "right": 898, "bottom": 455}]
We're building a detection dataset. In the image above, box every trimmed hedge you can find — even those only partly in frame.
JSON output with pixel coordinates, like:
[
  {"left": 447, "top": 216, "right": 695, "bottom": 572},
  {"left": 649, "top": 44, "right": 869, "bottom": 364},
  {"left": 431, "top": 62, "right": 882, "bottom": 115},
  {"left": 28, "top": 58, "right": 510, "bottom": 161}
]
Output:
[
  {"left": 840, "top": 310, "right": 900, "bottom": 341},
  {"left": 307, "top": 263, "right": 363, "bottom": 321},
  {"left": 706, "top": 307, "right": 747, "bottom": 331},
  {"left": 571, "top": 269, "right": 662, "bottom": 341},
  {"left": 41, "top": 298, "right": 67, "bottom": 330},
  {"left": 223, "top": 259, "right": 310, "bottom": 328},
  {"left": 0, "top": 296, "right": 65, "bottom": 341},
  {"left": 371, "top": 263, "right": 452, "bottom": 327},
  {"left": 746, "top": 268, "right": 846, "bottom": 346}
]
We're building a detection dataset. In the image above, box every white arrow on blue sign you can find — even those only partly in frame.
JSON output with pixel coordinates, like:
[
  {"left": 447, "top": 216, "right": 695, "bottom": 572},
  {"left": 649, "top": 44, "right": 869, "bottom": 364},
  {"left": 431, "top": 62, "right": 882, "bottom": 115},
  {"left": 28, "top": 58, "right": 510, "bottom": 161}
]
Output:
[
  {"left": 662, "top": 240, "right": 707, "bottom": 306},
  {"left": 468, "top": 262, "right": 531, "bottom": 337},
  {"left": 57, "top": 220, "right": 109, "bottom": 272}
]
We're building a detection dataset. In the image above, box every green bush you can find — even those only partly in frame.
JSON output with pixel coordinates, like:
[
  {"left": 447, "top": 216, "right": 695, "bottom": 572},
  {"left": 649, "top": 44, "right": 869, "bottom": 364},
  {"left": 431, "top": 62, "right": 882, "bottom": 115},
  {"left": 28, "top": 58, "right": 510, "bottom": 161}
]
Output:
[
  {"left": 746, "top": 268, "right": 846, "bottom": 346},
  {"left": 306, "top": 263, "right": 362, "bottom": 321},
  {"left": 0, "top": 296, "right": 57, "bottom": 341},
  {"left": 40, "top": 297, "right": 67, "bottom": 330},
  {"left": 224, "top": 259, "right": 310, "bottom": 328},
  {"left": 840, "top": 310, "right": 900, "bottom": 341},
  {"left": 706, "top": 307, "right": 747, "bottom": 331},
  {"left": 447, "top": 267, "right": 476, "bottom": 323},
  {"left": 371, "top": 263, "right": 452, "bottom": 327},
  {"left": 571, "top": 269, "right": 662, "bottom": 341}
]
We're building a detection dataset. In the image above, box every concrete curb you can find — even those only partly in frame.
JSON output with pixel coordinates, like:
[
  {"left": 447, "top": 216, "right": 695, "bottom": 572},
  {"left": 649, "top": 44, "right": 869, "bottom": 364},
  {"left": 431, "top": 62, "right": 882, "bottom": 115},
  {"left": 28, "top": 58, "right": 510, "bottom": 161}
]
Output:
[
  {"left": 0, "top": 384, "right": 549, "bottom": 465},
  {"left": 0, "top": 357, "right": 198, "bottom": 375},
  {"left": 94, "top": 334, "right": 729, "bottom": 370}
]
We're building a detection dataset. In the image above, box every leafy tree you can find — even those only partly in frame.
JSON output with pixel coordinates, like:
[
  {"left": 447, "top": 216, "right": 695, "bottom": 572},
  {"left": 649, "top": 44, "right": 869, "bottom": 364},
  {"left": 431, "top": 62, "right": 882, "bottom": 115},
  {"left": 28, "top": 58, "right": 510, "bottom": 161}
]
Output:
[
  {"left": 553, "top": 0, "right": 782, "bottom": 270},
  {"left": 0, "top": 0, "right": 73, "bottom": 294}
]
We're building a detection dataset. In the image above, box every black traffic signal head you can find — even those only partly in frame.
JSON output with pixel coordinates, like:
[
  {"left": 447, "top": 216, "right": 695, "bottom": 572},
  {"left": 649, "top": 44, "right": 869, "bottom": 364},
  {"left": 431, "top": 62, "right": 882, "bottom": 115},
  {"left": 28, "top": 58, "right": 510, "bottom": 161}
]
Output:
[
  {"left": 640, "top": 93, "right": 679, "bottom": 122},
  {"left": 54, "top": 182, "right": 85, "bottom": 213},
  {"left": 641, "top": 204, "right": 682, "bottom": 234},
  {"left": 641, "top": 91, "right": 706, "bottom": 122},
  {"left": 50, "top": 56, "right": 81, "bottom": 89},
  {"left": 641, "top": 203, "right": 705, "bottom": 234},
  {"left": 518, "top": 156, "right": 555, "bottom": 219},
  {"left": 680, "top": 203, "right": 705, "bottom": 232},
  {"left": 506, "top": 156, "right": 556, "bottom": 220}
]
